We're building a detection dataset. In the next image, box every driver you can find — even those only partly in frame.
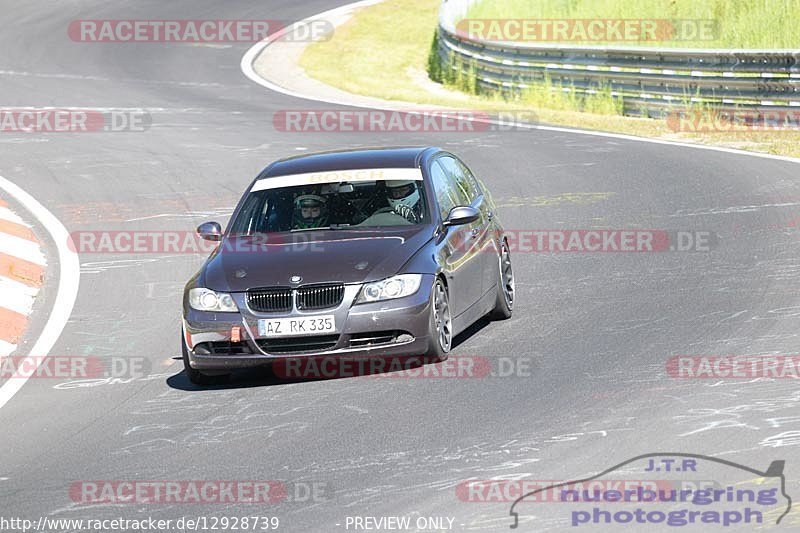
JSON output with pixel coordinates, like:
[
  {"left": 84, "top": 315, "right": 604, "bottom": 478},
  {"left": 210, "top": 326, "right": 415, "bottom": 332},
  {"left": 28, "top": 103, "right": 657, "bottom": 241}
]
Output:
[
  {"left": 385, "top": 180, "right": 422, "bottom": 222},
  {"left": 292, "top": 194, "right": 328, "bottom": 229}
]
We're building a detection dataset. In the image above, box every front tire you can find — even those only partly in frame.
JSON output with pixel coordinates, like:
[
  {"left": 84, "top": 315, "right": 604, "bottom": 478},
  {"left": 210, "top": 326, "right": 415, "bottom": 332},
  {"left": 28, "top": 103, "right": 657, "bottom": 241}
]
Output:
[
  {"left": 425, "top": 278, "right": 452, "bottom": 362},
  {"left": 182, "top": 333, "right": 218, "bottom": 386}
]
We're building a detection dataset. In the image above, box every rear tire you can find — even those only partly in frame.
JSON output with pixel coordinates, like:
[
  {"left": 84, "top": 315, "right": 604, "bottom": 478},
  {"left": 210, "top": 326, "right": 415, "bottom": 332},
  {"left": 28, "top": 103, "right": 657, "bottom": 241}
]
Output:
[
  {"left": 425, "top": 278, "right": 452, "bottom": 362},
  {"left": 490, "top": 240, "right": 514, "bottom": 320}
]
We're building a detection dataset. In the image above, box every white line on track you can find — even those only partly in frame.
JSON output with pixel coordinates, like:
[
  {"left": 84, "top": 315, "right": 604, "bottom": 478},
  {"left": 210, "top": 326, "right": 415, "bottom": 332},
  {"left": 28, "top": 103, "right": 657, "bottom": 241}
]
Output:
[
  {"left": 0, "top": 340, "right": 16, "bottom": 358},
  {"left": 0, "top": 175, "right": 80, "bottom": 410},
  {"left": 0, "top": 276, "right": 38, "bottom": 316},
  {"left": 240, "top": 0, "right": 800, "bottom": 166},
  {"left": 0, "top": 206, "right": 28, "bottom": 225},
  {"left": 0, "top": 232, "right": 46, "bottom": 265}
]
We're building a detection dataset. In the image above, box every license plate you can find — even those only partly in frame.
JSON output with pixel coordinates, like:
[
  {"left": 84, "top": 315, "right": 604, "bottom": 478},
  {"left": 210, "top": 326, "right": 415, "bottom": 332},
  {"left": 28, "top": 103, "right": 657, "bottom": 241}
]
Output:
[{"left": 258, "top": 315, "right": 336, "bottom": 337}]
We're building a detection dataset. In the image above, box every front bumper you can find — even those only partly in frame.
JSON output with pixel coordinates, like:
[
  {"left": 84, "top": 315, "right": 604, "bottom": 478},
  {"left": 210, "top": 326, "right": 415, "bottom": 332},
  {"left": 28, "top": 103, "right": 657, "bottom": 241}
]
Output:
[{"left": 183, "top": 276, "right": 434, "bottom": 370}]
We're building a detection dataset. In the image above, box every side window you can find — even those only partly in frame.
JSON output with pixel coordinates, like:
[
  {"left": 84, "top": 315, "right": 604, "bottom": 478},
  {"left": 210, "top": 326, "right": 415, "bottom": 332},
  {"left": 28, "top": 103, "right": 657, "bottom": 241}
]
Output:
[
  {"left": 438, "top": 156, "right": 480, "bottom": 204},
  {"left": 429, "top": 160, "right": 460, "bottom": 220},
  {"left": 455, "top": 158, "right": 483, "bottom": 199}
]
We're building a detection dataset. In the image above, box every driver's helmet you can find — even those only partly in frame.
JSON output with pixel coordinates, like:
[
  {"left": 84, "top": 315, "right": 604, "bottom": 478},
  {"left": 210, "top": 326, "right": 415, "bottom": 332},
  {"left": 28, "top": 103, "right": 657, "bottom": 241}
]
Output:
[
  {"left": 292, "top": 194, "right": 328, "bottom": 229},
  {"left": 386, "top": 180, "right": 420, "bottom": 213}
]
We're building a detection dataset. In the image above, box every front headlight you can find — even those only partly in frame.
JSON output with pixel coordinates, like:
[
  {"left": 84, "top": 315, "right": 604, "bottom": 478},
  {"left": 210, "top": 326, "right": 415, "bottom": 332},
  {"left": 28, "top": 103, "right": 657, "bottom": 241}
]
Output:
[
  {"left": 189, "top": 288, "right": 239, "bottom": 312},
  {"left": 356, "top": 274, "right": 422, "bottom": 304}
]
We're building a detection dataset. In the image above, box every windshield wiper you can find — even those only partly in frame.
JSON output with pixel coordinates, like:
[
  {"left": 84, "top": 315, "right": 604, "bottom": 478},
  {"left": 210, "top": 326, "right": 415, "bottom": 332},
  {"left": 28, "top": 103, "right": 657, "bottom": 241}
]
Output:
[
  {"left": 290, "top": 226, "right": 331, "bottom": 233},
  {"left": 287, "top": 224, "right": 352, "bottom": 233}
]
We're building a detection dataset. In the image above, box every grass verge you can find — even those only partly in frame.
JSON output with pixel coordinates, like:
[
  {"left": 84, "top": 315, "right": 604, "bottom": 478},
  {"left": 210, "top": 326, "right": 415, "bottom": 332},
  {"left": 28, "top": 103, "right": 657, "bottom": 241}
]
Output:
[
  {"left": 466, "top": 0, "right": 800, "bottom": 49},
  {"left": 298, "top": 0, "right": 800, "bottom": 158}
]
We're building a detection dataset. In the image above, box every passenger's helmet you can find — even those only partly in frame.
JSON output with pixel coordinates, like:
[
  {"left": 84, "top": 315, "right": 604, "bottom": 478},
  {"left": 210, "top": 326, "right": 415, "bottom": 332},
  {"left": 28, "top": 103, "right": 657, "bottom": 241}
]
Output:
[{"left": 386, "top": 180, "right": 420, "bottom": 212}]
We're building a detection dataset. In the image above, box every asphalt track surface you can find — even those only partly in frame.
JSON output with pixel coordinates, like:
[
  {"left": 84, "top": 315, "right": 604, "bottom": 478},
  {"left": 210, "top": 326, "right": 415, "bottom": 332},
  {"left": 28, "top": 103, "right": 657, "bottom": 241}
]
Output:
[{"left": 1, "top": 1, "right": 800, "bottom": 531}]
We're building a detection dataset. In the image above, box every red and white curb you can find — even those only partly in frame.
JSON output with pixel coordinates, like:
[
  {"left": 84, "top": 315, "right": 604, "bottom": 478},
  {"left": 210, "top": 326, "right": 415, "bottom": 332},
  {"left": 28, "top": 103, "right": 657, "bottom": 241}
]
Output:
[
  {"left": 0, "top": 196, "right": 46, "bottom": 358},
  {"left": 0, "top": 174, "right": 78, "bottom": 410}
]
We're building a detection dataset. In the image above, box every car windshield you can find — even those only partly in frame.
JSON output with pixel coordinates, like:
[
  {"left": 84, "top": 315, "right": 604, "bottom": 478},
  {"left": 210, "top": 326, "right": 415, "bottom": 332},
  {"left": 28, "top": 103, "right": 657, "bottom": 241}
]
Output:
[{"left": 229, "top": 169, "right": 429, "bottom": 235}]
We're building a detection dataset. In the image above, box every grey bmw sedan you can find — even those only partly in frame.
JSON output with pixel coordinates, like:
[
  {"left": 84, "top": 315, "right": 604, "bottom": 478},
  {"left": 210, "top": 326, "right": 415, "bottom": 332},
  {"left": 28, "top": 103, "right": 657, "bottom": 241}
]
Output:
[{"left": 182, "top": 147, "right": 514, "bottom": 385}]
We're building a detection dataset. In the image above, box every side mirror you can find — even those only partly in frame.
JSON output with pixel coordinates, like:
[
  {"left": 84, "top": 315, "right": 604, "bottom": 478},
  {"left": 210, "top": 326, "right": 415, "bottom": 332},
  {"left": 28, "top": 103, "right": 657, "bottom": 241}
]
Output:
[
  {"left": 443, "top": 206, "right": 480, "bottom": 227},
  {"left": 197, "top": 221, "right": 222, "bottom": 242}
]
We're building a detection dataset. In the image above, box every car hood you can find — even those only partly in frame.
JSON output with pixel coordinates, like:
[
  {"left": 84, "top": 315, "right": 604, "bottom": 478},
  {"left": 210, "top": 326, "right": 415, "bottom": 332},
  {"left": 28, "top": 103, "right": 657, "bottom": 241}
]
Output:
[{"left": 203, "top": 227, "right": 434, "bottom": 292}]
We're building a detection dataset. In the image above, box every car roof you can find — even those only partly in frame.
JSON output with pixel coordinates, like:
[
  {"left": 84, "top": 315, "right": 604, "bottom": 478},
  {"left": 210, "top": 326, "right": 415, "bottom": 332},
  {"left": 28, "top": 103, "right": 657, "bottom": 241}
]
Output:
[{"left": 262, "top": 147, "right": 442, "bottom": 178}]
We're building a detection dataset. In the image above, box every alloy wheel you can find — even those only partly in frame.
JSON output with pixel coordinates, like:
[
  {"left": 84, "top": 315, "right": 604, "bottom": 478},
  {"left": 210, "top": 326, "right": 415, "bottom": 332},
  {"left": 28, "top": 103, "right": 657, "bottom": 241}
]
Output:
[
  {"left": 500, "top": 242, "right": 515, "bottom": 310},
  {"left": 433, "top": 280, "right": 452, "bottom": 352}
]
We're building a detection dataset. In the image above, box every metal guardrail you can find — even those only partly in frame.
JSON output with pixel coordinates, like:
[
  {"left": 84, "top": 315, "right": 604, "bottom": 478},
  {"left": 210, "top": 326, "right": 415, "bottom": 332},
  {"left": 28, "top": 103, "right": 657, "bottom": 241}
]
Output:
[{"left": 436, "top": 0, "right": 800, "bottom": 117}]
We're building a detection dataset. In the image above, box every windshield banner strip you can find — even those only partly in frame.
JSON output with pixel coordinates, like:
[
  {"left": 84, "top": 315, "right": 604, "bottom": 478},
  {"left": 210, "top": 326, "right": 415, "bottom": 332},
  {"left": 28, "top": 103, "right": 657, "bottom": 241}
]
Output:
[{"left": 251, "top": 168, "right": 423, "bottom": 192}]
